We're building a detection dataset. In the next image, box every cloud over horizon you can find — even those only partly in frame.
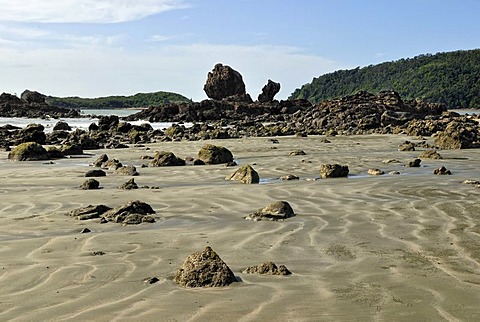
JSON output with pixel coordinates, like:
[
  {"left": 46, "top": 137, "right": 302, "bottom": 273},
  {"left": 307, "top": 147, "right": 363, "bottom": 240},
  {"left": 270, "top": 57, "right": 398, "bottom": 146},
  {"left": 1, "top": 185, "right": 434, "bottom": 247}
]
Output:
[{"left": 0, "top": 0, "right": 189, "bottom": 23}]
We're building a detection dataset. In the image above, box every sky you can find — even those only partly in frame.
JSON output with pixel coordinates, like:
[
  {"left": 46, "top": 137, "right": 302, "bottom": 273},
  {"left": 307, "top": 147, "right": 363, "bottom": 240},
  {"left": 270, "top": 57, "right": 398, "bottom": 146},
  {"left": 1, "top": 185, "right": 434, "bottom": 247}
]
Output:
[{"left": 0, "top": 0, "right": 479, "bottom": 101}]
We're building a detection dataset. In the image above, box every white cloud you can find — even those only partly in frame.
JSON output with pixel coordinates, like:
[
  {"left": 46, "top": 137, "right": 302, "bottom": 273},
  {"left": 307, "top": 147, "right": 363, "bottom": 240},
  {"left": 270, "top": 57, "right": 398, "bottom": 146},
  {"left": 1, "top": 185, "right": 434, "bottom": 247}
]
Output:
[
  {"left": 0, "top": 0, "right": 189, "bottom": 23},
  {"left": 149, "top": 34, "right": 173, "bottom": 42},
  {"left": 0, "top": 43, "right": 346, "bottom": 101}
]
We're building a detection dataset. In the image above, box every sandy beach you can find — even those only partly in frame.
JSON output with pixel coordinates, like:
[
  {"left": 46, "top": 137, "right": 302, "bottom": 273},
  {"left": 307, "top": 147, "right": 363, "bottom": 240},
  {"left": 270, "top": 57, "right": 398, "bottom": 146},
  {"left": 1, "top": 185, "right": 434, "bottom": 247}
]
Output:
[{"left": 1, "top": 134, "right": 480, "bottom": 321}]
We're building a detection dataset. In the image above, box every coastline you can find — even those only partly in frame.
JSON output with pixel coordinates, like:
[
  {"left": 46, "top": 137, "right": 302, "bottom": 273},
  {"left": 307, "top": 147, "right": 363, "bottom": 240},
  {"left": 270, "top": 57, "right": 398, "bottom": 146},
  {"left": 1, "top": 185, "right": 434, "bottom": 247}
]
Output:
[{"left": 1, "top": 134, "right": 480, "bottom": 320}]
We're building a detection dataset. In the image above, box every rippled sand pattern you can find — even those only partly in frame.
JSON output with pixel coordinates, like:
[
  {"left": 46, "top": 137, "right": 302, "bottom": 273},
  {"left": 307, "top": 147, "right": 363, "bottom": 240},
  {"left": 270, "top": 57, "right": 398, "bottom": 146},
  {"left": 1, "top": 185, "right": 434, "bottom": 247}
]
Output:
[{"left": 1, "top": 134, "right": 479, "bottom": 321}]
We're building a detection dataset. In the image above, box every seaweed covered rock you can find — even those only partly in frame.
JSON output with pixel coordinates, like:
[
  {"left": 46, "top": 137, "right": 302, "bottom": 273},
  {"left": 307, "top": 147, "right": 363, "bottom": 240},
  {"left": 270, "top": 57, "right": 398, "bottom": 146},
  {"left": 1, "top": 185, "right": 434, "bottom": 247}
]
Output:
[
  {"left": 320, "top": 164, "right": 349, "bottom": 178},
  {"left": 150, "top": 151, "right": 185, "bottom": 166},
  {"left": 245, "top": 201, "right": 295, "bottom": 221},
  {"left": 225, "top": 164, "right": 259, "bottom": 184},
  {"left": 242, "top": 262, "right": 292, "bottom": 275},
  {"left": 8, "top": 142, "right": 50, "bottom": 161},
  {"left": 197, "top": 144, "right": 233, "bottom": 164},
  {"left": 174, "top": 246, "right": 237, "bottom": 288}
]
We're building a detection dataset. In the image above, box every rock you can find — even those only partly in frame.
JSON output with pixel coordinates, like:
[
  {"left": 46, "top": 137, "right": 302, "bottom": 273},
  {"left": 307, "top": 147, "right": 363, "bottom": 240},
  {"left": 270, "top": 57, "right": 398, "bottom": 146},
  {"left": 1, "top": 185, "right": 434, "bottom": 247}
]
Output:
[
  {"left": 289, "top": 150, "right": 306, "bottom": 156},
  {"left": 93, "top": 154, "right": 109, "bottom": 167},
  {"left": 279, "top": 174, "right": 299, "bottom": 181},
  {"left": 434, "top": 121, "right": 480, "bottom": 149},
  {"left": 398, "top": 141, "right": 416, "bottom": 151},
  {"left": 80, "top": 178, "right": 100, "bottom": 190},
  {"left": 419, "top": 150, "right": 443, "bottom": 159},
  {"left": 144, "top": 277, "right": 159, "bottom": 284},
  {"left": 20, "top": 90, "right": 46, "bottom": 103},
  {"left": 433, "top": 166, "right": 452, "bottom": 175},
  {"left": 203, "top": 63, "right": 246, "bottom": 100},
  {"left": 368, "top": 168, "right": 384, "bottom": 176},
  {"left": 320, "top": 164, "right": 349, "bottom": 178},
  {"left": 97, "top": 115, "right": 119, "bottom": 131},
  {"left": 61, "top": 144, "right": 83, "bottom": 156},
  {"left": 150, "top": 151, "right": 185, "bottom": 166},
  {"left": 406, "top": 158, "right": 421, "bottom": 167},
  {"left": 197, "top": 144, "right": 234, "bottom": 164},
  {"left": 225, "top": 165, "right": 259, "bottom": 184},
  {"left": 242, "top": 262, "right": 291, "bottom": 275},
  {"left": 115, "top": 165, "right": 139, "bottom": 176},
  {"left": 102, "top": 159, "right": 122, "bottom": 170},
  {"left": 53, "top": 121, "right": 71, "bottom": 131},
  {"left": 119, "top": 178, "right": 139, "bottom": 190},
  {"left": 245, "top": 201, "right": 295, "bottom": 221},
  {"left": 85, "top": 169, "right": 106, "bottom": 177},
  {"left": 8, "top": 142, "right": 49, "bottom": 161},
  {"left": 80, "top": 228, "right": 91, "bottom": 234},
  {"left": 258, "top": 79, "right": 280, "bottom": 103},
  {"left": 383, "top": 159, "right": 401, "bottom": 164},
  {"left": 174, "top": 246, "right": 237, "bottom": 288},
  {"left": 389, "top": 171, "right": 401, "bottom": 175},
  {"left": 463, "top": 179, "right": 480, "bottom": 185},
  {"left": 102, "top": 200, "right": 156, "bottom": 224},
  {"left": 68, "top": 204, "right": 112, "bottom": 220},
  {"left": 17, "top": 124, "right": 46, "bottom": 144}
]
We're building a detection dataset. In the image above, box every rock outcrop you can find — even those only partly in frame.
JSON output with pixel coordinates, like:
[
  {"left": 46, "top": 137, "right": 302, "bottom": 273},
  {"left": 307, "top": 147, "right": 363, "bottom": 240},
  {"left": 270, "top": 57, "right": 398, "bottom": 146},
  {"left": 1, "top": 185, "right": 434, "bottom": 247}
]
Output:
[
  {"left": 258, "top": 79, "right": 280, "bottom": 103},
  {"left": 203, "top": 63, "right": 246, "bottom": 100},
  {"left": 174, "top": 246, "right": 237, "bottom": 288}
]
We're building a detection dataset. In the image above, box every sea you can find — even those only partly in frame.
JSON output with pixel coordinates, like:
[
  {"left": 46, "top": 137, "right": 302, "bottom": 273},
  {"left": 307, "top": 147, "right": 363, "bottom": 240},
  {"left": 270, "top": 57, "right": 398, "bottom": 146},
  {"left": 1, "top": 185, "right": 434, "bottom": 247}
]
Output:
[{"left": 0, "top": 109, "right": 185, "bottom": 133}]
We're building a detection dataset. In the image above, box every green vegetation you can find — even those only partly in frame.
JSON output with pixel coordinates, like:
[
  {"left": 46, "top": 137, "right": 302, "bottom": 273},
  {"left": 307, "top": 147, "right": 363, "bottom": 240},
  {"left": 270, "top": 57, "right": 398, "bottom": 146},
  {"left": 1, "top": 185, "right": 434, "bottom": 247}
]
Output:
[
  {"left": 289, "top": 49, "right": 480, "bottom": 108},
  {"left": 46, "top": 91, "right": 191, "bottom": 109}
]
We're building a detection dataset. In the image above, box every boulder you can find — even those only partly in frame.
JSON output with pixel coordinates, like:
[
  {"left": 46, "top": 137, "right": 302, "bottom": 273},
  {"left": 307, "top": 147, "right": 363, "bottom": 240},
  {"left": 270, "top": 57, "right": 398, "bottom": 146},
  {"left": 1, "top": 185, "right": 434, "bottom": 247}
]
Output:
[
  {"left": 289, "top": 150, "right": 306, "bottom": 156},
  {"left": 197, "top": 144, "right": 233, "bottom": 164},
  {"left": 433, "top": 166, "right": 452, "bottom": 175},
  {"left": 80, "top": 178, "right": 100, "bottom": 190},
  {"left": 174, "top": 246, "right": 237, "bottom": 288},
  {"left": 17, "top": 123, "right": 46, "bottom": 144},
  {"left": 53, "top": 121, "right": 72, "bottom": 131},
  {"left": 115, "top": 165, "right": 139, "bottom": 176},
  {"left": 97, "top": 115, "right": 119, "bottom": 131},
  {"left": 225, "top": 165, "right": 259, "bottom": 184},
  {"left": 367, "top": 168, "right": 384, "bottom": 176},
  {"left": 434, "top": 121, "right": 480, "bottom": 149},
  {"left": 320, "top": 164, "right": 349, "bottom": 178},
  {"left": 150, "top": 151, "right": 185, "bottom": 167},
  {"left": 203, "top": 63, "right": 246, "bottom": 100},
  {"left": 85, "top": 169, "right": 106, "bottom": 177},
  {"left": 406, "top": 158, "right": 421, "bottom": 167},
  {"left": 258, "top": 79, "right": 281, "bottom": 103},
  {"left": 68, "top": 204, "right": 112, "bottom": 220},
  {"left": 102, "top": 200, "right": 156, "bottom": 224},
  {"left": 119, "top": 178, "right": 139, "bottom": 190},
  {"left": 93, "top": 154, "right": 109, "bottom": 167},
  {"left": 242, "top": 262, "right": 292, "bottom": 275},
  {"left": 8, "top": 142, "right": 49, "bottom": 161},
  {"left": 419, "top": 150, "right": 443, "bottom": 159},
  {"left": 245, "top": 201, "right": 295, "bottom": 221}
]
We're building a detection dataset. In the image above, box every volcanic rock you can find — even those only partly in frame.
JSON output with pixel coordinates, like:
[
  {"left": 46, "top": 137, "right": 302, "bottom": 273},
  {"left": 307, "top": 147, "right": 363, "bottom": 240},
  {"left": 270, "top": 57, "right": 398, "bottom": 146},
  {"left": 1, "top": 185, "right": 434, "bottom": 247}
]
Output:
[
  {"left": 174, "top": 246, "right": 237, "bottom": 288},
  {"left": 203, "top": 63, "right": 246, "bottom": 100}
]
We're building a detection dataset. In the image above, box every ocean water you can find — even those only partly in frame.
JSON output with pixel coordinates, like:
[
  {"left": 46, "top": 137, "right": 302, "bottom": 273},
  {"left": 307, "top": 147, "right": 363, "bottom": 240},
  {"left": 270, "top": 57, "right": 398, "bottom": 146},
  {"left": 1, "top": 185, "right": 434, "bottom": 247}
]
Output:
[{"left": 0, "top": 109, "right": 186, "bottom": 133}]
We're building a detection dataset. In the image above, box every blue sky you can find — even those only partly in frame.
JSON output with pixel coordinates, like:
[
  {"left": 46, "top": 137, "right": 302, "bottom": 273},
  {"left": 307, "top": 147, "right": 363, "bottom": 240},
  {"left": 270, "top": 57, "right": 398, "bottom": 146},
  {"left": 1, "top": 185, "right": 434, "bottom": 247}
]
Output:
[{"left": 0, "top": 0, "right": 479, "bottom": 101}]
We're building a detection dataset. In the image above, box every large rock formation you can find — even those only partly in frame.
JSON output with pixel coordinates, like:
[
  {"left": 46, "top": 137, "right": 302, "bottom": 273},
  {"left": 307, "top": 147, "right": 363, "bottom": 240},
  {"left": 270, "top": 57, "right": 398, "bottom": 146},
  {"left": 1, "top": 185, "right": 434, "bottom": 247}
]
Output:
[
  {"left": 203, "top": 63, "right": 246, "bottom": 100},
  {"left": 174, "top": 246, "right": 237, "bottom": 288},
  {"left": 258, "top": 79, "right": 280, "bottom": 102},
  {"left": 20, "top": 90, "right": 46, "bottom": 103}
]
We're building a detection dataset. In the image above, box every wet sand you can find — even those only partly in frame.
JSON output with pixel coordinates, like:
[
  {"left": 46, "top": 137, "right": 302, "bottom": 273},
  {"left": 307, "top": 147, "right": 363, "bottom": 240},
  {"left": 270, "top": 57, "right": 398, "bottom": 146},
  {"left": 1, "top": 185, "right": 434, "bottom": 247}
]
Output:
[{"left": 1, "top": 134, "right": 480, "bottom": 321}]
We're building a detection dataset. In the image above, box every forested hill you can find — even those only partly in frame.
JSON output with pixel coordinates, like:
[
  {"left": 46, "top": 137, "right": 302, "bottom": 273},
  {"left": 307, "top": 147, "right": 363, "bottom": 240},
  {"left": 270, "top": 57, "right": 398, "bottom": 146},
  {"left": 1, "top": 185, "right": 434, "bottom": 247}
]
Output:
[
  {"left": 46, "top": 91, "right": 191, "bottom": 109},
  {"left": 289, "top": 49, "right": 480, "bottom": 108}
]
